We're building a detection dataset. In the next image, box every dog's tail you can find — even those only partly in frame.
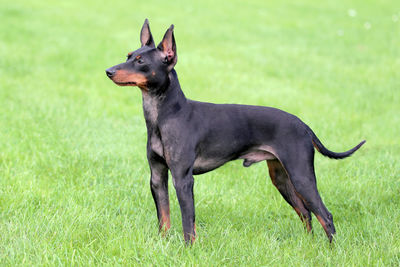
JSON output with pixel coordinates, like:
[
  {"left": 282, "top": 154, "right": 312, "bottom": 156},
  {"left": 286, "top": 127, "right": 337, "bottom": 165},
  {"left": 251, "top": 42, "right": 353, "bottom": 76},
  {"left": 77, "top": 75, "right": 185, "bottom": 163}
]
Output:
[{"left": 306, "top": 125, "right": 366, "bottom": 159}]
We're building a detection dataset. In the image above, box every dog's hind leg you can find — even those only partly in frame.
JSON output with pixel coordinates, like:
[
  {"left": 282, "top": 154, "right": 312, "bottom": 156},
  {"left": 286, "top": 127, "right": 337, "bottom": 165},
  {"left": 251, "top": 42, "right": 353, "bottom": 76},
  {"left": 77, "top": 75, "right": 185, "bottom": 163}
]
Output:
[
  {"left": 267, "top": 159, "right": 312, "bottom": 232},
  {"left": 279, "top": 146, "right": 336, "bottom": 242}
]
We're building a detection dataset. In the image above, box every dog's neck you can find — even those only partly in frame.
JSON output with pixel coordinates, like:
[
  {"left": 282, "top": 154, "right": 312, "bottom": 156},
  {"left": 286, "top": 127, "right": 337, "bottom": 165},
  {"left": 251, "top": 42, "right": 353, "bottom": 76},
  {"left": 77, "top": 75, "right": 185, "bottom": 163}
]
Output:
[{"left": 141, "top": 69, "right": 187, "bottom": 128}]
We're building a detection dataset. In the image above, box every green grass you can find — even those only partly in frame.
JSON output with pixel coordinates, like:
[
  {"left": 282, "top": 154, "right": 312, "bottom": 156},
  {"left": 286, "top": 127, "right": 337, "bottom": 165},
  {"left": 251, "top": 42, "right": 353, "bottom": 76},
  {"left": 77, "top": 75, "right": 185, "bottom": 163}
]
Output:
[{"left": 1, "top": 0, "right": 400, "bottom": 265}]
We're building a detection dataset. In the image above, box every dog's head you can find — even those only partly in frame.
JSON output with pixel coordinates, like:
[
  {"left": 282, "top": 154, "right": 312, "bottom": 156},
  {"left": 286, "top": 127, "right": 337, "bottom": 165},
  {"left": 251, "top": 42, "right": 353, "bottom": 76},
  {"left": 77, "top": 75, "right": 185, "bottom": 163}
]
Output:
[{"left": 105, "top": 19, "right": 177, "bottom": 92}]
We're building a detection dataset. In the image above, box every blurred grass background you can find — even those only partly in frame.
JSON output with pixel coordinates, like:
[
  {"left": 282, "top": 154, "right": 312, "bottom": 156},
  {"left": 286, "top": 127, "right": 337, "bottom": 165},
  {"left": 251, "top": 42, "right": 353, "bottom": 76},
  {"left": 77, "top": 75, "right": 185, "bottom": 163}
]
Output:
[{"left": 0, "top": 0, "right": 399, "bottom": 265}]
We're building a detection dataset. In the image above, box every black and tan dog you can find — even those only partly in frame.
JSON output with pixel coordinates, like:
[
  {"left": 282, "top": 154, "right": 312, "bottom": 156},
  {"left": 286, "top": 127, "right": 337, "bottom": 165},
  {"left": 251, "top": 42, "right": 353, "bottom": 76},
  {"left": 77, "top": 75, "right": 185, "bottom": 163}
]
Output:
[{"left": 106, "top": 19, "right": 365, "bottom": 244}]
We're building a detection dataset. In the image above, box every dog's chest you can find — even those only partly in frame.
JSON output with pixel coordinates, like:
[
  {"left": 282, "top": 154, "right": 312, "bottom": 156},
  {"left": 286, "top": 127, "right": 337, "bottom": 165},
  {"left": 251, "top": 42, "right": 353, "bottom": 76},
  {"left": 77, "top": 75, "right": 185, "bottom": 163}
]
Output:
[
  {"left": 142, "top": 91, "right": 160, "bottom": 126},
  {"left": 142, "top": 92, "right": 165, "bottom": 158},
  {"left": 142, "top": 90, "right": 164, "bottom": 157}
]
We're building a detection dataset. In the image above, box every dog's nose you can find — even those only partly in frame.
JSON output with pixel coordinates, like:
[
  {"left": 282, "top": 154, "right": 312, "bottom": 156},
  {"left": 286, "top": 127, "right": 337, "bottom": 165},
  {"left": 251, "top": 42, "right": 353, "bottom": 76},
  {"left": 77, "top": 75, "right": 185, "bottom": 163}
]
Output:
[{"left": 106, "top": 69, "right": 115, "bottom": 78}]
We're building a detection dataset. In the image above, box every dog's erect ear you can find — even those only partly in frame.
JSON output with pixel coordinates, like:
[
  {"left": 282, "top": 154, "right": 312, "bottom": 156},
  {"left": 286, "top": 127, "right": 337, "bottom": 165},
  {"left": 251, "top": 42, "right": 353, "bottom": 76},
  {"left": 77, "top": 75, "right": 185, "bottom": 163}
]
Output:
[
  {"left": 140, "top": 18, "right": 155, "bottom": 48},
  {"left": 157, "top": 25, "right": 177, "bottom": 71}
]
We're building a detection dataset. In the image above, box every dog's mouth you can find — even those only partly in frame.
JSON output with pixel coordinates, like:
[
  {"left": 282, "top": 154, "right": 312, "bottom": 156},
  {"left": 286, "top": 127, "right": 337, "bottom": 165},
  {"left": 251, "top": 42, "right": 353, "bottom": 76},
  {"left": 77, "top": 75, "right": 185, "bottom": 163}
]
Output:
[
  {"left": 107, "top": 70, "right": 147, "bottom": 88},
  {"left": 114, "top": 81, "right": 137, "bottom": 86}
]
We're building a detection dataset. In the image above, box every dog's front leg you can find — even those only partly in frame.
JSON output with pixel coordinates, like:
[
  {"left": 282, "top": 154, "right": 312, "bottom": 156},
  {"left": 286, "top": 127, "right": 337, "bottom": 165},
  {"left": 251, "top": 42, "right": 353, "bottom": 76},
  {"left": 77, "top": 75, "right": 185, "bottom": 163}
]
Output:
[
  {"left": 149, "top": 155, "right": 170, "bottom": 233},
  {"left": 171, "top": 167, "right": 196, "bottom": 244}
]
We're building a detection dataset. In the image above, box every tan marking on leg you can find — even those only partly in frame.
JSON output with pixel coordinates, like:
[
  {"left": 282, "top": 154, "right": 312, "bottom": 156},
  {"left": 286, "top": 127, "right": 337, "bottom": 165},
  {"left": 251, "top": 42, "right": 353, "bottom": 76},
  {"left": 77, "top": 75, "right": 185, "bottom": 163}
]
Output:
[
  {"left": 191, "top": 223, "right": 197, "bottom": 243},
  {"left": 159, "top": 206, "right": 171, "bottom": 235},
  {"left": 267, "top": 160, "right": 278, "bottom": 186},
  {"left": 316, "top": 215, "right": 331, "bottom": 240}
]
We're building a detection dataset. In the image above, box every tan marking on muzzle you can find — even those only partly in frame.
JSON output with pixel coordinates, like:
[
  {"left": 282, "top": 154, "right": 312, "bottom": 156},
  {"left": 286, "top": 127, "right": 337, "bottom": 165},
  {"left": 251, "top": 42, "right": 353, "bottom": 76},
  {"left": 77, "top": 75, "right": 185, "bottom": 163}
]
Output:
[{"left": 111, "top": 70, "right": 147, "bottom": 88}]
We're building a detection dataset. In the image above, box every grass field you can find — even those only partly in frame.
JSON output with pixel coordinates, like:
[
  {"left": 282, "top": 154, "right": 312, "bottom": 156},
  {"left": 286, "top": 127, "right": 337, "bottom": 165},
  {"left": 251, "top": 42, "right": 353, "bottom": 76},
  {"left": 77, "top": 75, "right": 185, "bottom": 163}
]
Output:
[{"left": 1, "top": 0, "right": 399, "bottom": 265}]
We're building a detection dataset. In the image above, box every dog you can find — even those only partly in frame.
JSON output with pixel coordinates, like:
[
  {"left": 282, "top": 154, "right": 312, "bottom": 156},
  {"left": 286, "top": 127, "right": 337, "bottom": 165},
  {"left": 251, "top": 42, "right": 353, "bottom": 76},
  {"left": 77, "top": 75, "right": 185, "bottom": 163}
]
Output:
[{"left": 106, "top": 19, "right": 365, "bottom": 243}]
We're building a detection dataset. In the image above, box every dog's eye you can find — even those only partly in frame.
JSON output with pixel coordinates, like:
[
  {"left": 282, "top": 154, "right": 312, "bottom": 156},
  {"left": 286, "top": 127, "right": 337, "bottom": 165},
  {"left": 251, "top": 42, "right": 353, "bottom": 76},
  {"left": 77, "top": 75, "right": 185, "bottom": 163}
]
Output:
[{"left": 137, "top": 59, "right": 144, "bottom": 64}]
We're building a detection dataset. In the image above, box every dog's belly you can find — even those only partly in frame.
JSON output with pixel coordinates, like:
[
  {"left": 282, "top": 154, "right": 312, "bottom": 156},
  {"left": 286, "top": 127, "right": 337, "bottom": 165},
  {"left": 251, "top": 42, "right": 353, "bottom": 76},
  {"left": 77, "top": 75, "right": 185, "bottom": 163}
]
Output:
[
  {"left": 192, "top": 145, "right": 277, "bottom": 174},
  {"left": 192, "top": 157, "right": 229, "bottom": 175}
]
